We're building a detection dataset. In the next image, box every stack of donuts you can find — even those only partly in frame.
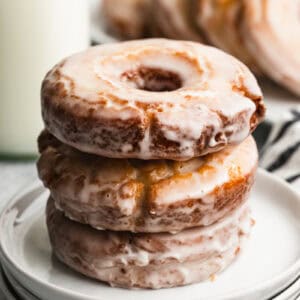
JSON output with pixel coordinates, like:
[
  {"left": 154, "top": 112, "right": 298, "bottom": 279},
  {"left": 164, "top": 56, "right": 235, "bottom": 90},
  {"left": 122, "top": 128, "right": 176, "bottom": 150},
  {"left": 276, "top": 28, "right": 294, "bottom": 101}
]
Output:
[
  {"left": 101, "top": 0, "right": 300, "bottom": 96},
  {"left": 37, "top": 39, "right": 265, "bottom": 289}
]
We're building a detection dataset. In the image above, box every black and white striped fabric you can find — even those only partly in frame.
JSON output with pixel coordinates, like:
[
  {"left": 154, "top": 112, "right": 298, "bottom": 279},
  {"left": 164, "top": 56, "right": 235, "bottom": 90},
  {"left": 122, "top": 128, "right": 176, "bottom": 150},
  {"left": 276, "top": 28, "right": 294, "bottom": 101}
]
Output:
[{"left": 254, "top": 108, "right": 300, "bottom": 193}]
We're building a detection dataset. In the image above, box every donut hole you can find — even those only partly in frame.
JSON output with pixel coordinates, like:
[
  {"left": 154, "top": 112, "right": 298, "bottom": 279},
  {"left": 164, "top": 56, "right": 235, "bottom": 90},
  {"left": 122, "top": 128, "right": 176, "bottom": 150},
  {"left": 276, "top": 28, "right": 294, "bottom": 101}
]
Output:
[{"left": 121, "top": 66, "right": 182, "bottom": 92}]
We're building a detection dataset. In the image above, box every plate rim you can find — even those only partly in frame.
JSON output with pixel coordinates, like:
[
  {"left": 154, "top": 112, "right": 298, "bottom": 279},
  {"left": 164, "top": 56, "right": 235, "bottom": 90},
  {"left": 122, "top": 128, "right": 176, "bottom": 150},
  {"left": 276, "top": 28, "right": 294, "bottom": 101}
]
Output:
[
  {"left": 0, "top": 265, "right": 17, "bottom": 300},
  {"left": 2, "top": 264, "right": 40, "bottom": 300},
  {"left": 0, "top": 168, "right": 299, "bottom": 300}
]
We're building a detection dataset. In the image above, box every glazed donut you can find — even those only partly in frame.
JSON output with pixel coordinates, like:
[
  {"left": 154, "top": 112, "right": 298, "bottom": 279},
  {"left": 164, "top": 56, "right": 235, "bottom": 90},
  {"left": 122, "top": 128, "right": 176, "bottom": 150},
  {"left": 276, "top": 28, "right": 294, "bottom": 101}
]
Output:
[
  {"left": 37, "top": 130, "right": 257, "bottom": 233},
  {"left": 46, "top": 198, "right": 252, "bottom": 289},
  {"left": 195, "top": 0, "right": 261, "bottom": 74},
  {"left": 101, "top": 0, "right": 150, "bottom": 40},
  {"left": 41, "top": 39, "right": 265, "bottom": 160},
  {"left": 241, "top": 0, "right": 300, "bottom": 96},
  {"left": 153, "top": 0, "right": 204, "bottom": 42}
]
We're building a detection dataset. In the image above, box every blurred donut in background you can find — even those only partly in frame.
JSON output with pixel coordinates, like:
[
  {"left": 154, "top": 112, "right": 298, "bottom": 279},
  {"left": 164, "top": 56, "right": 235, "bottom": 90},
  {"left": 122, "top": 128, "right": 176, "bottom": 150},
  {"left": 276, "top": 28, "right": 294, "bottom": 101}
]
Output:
[
  {"left": 101, "top": 0, "right": 150, "bottom": 39},
  {"left": 195, "top": 0, "right": 261, "bottom": 74},
  {"left": 241, "top": 0, "right": 300, "bottom": 96},
  {"left": 153, "top": 0, "right": 204, "bottom": 42}
]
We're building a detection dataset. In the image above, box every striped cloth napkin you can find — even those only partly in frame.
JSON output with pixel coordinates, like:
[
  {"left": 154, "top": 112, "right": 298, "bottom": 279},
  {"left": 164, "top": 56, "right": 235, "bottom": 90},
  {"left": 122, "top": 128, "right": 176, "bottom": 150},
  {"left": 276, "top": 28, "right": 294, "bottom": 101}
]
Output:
[{"left": 255, "top": 108, "right": 300, "bottom": 193}]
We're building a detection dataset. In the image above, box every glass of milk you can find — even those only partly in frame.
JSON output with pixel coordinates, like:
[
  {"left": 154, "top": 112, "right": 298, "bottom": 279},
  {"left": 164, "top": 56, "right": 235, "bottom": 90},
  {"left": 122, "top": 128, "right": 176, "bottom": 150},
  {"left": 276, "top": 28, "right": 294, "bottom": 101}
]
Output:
[{"left": 0, "top": 0, "right": 90, "bottom": 158}]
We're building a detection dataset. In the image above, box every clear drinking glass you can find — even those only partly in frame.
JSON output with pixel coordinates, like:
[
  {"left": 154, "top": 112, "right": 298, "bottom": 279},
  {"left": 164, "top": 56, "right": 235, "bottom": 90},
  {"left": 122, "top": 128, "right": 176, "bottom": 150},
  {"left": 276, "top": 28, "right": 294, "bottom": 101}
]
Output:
[{"left": 0, "top": 0, "right": 90, "bottom": 159}]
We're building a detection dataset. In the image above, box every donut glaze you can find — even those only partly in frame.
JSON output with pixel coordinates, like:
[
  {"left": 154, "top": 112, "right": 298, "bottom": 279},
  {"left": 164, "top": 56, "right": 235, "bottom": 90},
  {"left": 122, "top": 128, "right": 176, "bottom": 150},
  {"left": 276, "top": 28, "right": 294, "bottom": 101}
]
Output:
[
  {"left": 41, "top": 39, "right": 265, "bottom": 160},
  {"left": 38, "top": 130, "right": 257, "bottom": 233},
  {"left": 47, "top": 198, "right": 252, "bottom": 289}
]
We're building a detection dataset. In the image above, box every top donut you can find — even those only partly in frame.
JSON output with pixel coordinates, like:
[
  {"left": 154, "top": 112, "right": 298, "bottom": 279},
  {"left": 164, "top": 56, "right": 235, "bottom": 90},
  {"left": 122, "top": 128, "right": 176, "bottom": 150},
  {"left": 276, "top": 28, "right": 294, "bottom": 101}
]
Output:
[{"left": 41, "top": 39, "right": 265, "bottom": 160}]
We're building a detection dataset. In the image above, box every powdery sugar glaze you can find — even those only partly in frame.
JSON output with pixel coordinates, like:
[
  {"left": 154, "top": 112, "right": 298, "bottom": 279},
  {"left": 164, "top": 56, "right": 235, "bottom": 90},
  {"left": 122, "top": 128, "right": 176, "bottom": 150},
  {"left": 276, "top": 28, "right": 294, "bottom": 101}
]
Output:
[{"left": 41, "top": 39, "right": 265, "bottom": 160}]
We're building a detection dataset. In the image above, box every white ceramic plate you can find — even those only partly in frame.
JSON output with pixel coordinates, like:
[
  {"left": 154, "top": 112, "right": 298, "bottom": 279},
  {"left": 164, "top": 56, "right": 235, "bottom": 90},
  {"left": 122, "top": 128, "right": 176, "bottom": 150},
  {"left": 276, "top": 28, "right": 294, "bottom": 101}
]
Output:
[
  {"left": 274, "top": 275, "right": 300, "bottom": 300},
  {"left": 2, "top": 265, "right": 39, "bottom": 300},
  {"left": 2, "top": 269, "right": 300, "bottom": 300},
  {"left": 0, "top": 266, "right": 17, "bottom": 300},
  {"left": 0, "top": 169, "right": 299, "bottom": 300}
]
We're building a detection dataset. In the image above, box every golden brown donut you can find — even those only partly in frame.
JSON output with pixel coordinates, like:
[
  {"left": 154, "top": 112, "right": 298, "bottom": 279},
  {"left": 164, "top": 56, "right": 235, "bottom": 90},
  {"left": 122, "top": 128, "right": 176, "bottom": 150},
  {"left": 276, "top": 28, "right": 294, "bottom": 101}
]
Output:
[
  {"left": 195, "top": 0, "right": 261, "bottom": 73},
  {"left": 41, "top": 39, "right": 265, "bottom": 160},
  {"left": 241, "top": 0, "right": 300, "bottom": 96},
  {"left": 153, "top": 0, "right": 204, "bottom": 42},
  {"left": 38, "top": 130, "right": 258, "bottom": 233},
  {"left": 47, "top": 198, "right": 253, "bottom": 289},
  {"left": 101, "top": 0, "right": 150, "bottom": 40}
]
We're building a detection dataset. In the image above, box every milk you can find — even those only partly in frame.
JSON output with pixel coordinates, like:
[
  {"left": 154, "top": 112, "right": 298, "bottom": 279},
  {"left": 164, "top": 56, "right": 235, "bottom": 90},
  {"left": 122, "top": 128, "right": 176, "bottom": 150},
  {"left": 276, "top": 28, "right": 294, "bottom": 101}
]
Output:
[{"left": 0, "top": 0, "right": 90, "bottom": 156}]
